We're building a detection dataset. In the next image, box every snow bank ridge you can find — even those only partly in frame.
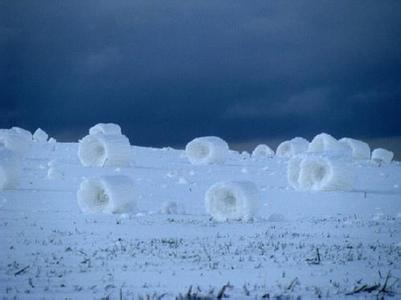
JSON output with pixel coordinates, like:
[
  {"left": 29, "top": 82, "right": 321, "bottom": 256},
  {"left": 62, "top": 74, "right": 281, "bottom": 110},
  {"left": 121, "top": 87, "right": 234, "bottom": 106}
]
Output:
[
  {"left": 185, "top": 136, "right": 229, "bottom": 165},
  {"left": 252, "top": 144, "right": 274, "bottom": 159},
  {"left": 276, "top": 137, "right": 309, "bottom": 158},
  {"left": 288, "top": 155, "right": 354, "bottom": 191},
  {"left": 372, "top": 148, "right": 394, "bottom": 164},
  {"left": 205, "top": 181, "right": 260, "bottom": 222},
  {"left": 89, "top": 123, "right": 122, "bottom": 136},
  {"left": 0, "top": 148, "right": 20, "bottom": 190},
  {"left": 78, "top": 133, "right": 131, "bottom": 167},
  {"left": 77, "top": 175, "right": 136, "bottom": 214}
]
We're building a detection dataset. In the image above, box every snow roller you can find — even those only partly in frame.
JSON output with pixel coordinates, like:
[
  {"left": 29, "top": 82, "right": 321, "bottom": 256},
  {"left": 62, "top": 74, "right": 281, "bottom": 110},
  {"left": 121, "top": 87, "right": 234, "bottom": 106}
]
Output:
[
  {"left": 276, "top": 137, "right": 309, "bottom": 158},
  {"left": 185, "top": 136, "right": 229, "bottom": 165},
  {"left": 77, "top": 175, "right": 136, "bottom": 214},
  {"left": 205, "top": 181, "right": 260, "bottom": 222},
  {"left": 78, "top": 133, "right": 131, "bottom": 167}
]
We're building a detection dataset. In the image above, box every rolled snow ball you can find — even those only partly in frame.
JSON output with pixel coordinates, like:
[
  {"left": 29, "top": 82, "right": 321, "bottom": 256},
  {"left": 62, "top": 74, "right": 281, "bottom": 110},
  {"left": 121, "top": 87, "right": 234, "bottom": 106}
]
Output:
[
  {"left": 33, "top": 128, "right": 49, "bottom": 143},
  {"left": 276, "top": 137, "right": 309, "bottom": 158},
  {"left": 252, "top": 144, "right": 274, "bottom": 159},
  {"left": 339, "top": 138, "right": 370, "bottom": 160},
  {"left": 371, "top": 148, "right": 394, "bottom": 164},
  {"left": 89, "top": 123, "right": 122, "bottom": 136},
  {"left": 298, "top": 157, "right": 354, "bottom": 191},
  {"left": 77, "top": 175, "right": 136, "bottom": 214},
  {"left": 0, "top": 129, "right": 32, "bottom": 156},
  {"left": 78, "top": 133, "right": 131, "bottom": 167},
  {"left": 185, "top": 136, "right": 229, "bottom": 165},
  {"left": 205, "top": 181, "right": 260, "bottom": 222},
  {"left": 308, "top": 133, "right": 351, "bottom": 156},
  {"left": 10, "top": 127, "right": 33, "bottom": 141},
  {"left": 287, "top": 156, "right": 303, "bottom": 190},
  {"left": 0, "top": 148, "right": 20, "bottom": 190},
  {"left": 47, "top": 167, "right": 64, "bottom": 180}
]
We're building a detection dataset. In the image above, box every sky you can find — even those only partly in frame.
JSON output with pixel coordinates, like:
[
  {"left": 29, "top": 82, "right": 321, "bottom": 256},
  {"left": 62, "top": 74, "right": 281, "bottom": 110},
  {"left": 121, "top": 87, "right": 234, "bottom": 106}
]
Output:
[{"left": 1, "top": 0, "right": 401, "bottom": 153}]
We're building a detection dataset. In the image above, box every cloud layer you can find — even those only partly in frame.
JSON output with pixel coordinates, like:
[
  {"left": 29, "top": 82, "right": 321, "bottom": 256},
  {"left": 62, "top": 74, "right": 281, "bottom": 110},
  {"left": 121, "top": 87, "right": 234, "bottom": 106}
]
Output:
[{"left": 1, "top": 0, "right": 401, "bottom": 148}]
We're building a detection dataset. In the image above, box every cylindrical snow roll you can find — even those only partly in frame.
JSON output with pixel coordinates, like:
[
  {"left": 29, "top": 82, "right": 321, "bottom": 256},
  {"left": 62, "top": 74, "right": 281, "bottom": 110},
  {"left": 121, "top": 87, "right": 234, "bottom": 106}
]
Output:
[
  {"left": 0, "top": 148, "right": 20, "bottom": 190},
  {"left": 185, "top": 136, "right": 229, "bottom": 165},
  {"left": 308, "top": 133, "right": 351, "bottom": 156},
  {"left": 205, "top": 181, "right": 260, "bottom": 222},
  {"left": 78, "top": 133, "right": 131, "bottom": 167},
  {"left": 287, "top": 156, "right": 304, "bottom": 190},
  {"left": 77, "top": 175, "right": 136, "bottom": 214},
  {"left": 89, "top": 123, "right": 122, "bottom": 136},
  {"left": 371, "top": 148, "right": 394, "bottom": 164},
  {"left": 252, "top": 144, "right": 274, "bottom": 159},
  {"left": 33, "top": 128, "right": 49, "bottom": 143},
  {"left": 339, "top": 138, "right": 370, "bottom": 160},
  {"left": 276, "top": 137, "right": 309, "bottom": 158},
  {"left": 10, "top": 127, "right": 33, "bottom": 141},
  {"left": 0, "top": 129, "right": 32, "bottom": 156},
  {"left": 298, "top": 156, "right": 354, "bottom": 191}
]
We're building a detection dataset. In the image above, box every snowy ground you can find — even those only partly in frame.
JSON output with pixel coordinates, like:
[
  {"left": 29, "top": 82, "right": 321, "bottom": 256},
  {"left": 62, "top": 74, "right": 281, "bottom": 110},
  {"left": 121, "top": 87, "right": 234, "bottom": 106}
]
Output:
[{"left": 1, "top": 143, "right": 401, "bottom": 298}]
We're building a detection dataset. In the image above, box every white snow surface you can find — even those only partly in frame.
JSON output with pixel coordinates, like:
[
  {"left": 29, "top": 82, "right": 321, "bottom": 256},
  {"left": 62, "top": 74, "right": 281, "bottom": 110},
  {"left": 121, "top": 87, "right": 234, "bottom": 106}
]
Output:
[
  {"left": 1, "top": 141, "right": 401, "bottom": 298},
  {"left": 339, "top": 137, "right": 371, "bottom": 160}
]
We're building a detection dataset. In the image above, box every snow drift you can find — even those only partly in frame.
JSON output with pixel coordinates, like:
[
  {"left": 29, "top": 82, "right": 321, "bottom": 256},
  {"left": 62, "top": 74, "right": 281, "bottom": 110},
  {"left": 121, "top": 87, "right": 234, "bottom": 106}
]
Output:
[
  {"left": 185, "top": 136, "right": 229, "bottom": 165},
  {"left": 89, "top": 123, "right": 122, "bottom": 136},
  {"left": 276, "top": 137, "right": 309, "bottom": 158},
  {"left": 77, "top": 175, "right": 136, "bottom": 214},
  {"left": 0, "top": 148, "right": 20, "bottom": 190},
  {"left": 252, "top": 144, "right": 274, "bottom": 159},
  {"left": 205, "top": 181, "right": 260, "bottom": 222},
  {"left": 297, "top": 156, "right": 354, "bottom": 191},
  {"left": 0, "top": 128, "right": 32, "bottom": 156},
  {"left": 308, "top": 133, "right": 351, "bottom": 156},
  {"left": 78, "top": 133, "right": 131, "bottom": 167},
  {"left": 371, "top": 148, "right": 394, "bottom": 164},
  {"left": 339, "top": 138, "right": 370, "bottom": 160}
]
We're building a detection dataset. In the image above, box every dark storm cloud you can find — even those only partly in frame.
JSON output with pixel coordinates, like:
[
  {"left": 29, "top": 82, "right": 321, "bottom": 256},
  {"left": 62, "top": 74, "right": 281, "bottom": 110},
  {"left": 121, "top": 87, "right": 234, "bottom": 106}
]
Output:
[{"left": 1, "top": 0, "right": 401, "bottom": 150}]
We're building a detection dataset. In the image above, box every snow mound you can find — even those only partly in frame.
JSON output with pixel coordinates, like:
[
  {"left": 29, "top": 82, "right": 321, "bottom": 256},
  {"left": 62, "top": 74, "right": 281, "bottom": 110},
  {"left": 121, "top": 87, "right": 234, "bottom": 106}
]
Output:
[
  {"left": 298, "top": 156, "right": 354, "bottom": 191},
  {"left": 252, "top": 144, "right": 274, "bottom": 159},
  {"left": 89, "top": 123, "right": 122, "bottom": 136},
  {"left": 78, "top": 133, "right": 131, "bottom": 167},
  {"left": 339, "top": 138, "right": 370, "bottom": 160},
  {"left": 372, "top": 148, "right": 394, "bottom": 164},
  {"left": 0, "top": 128, "right": 32, "bottom": 156},
  {"left": 33, "top": 128, "right": 49, "bottom": 143},
  {"left": 276, "top": 137, "right": 309, "bottom": 158},
  {"left": 205, "top": 181, "right": 260, "bottom": 222},
  {"left": 308, "top": 133, "right": 351, "bottom": 156},
  {"left": 185, "top": 136, "right": 229, "bottom": 165},
  {"left": 77, "top": 175, "right": 136, "bottom": 214},
  {"left": 0, "top": 148, "right": 20, "bottom": 190}
]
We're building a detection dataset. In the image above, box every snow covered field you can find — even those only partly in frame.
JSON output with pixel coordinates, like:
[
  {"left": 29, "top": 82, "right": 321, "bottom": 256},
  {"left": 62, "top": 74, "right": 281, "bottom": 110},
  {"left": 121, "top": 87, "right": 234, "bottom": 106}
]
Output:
[{"left": 1, "top": 139, "right": 401, "bottom": 298}]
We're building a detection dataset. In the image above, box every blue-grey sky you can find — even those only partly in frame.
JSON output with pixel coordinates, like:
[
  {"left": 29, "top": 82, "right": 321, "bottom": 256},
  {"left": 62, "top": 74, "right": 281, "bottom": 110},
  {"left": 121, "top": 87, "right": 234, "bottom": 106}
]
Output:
[{"left": 1, "top": 0, "right": 401, "bottom": 150}]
